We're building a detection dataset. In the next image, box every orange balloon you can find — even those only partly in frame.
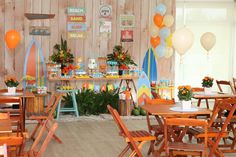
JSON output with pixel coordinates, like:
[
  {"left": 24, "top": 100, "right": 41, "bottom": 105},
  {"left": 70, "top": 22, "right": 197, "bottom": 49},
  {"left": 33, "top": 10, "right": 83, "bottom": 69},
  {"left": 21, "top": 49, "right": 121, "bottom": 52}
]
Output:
[
  {"left": 150, "top": 36, "right": 160, "bottom": 48},
  {"left": 5, "top": 30, "right": 20, "bottom": 49},
  {"left": 153, "top": 14, "right": 163, "bottom": 27}
]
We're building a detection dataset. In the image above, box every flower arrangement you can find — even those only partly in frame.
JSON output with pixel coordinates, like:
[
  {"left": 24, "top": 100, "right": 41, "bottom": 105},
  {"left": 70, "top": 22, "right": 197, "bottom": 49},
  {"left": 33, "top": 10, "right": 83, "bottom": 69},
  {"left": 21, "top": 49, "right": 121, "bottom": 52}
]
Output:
[
  {"left": 202, "top": 76, "right": 214, "bottom": 88},
  {"left": 177, "top": 85, "right": 193, "bottom": 101},
  {"left": 49, "top": 36, "right": 74, "bottom": 64},
  {"left": 5, "top": 76, "right": 19, "bottom": 87},
  {"left": 62, "top": 64, "right": 76, "bottom": 75},
  {"left": 107, "top": 45, "right": 137, "bottom": 68}
]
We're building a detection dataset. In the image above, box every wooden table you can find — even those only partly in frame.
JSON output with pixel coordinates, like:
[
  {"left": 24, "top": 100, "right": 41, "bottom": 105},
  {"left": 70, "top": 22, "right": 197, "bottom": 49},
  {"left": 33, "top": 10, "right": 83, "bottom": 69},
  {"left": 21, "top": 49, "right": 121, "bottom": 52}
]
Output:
[
  {"left": 193, "top": 91, "right": 236, "bottom": 107},
  {"left": 141, "top": 104, "right": 212, "bottom": 156},
  {"left": 0, "top": 91, "right": 34, "bottom": 131}
]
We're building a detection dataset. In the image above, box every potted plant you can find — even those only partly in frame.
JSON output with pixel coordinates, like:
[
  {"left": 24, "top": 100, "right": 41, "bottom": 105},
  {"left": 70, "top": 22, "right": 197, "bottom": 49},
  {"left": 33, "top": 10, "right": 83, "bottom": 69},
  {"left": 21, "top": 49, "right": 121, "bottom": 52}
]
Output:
[
  {"left": 4, "top": 76, "right": 19, "bottom": 94},
  {"left": 49, "top": 36, "right": 74, "bottom": 75},
  {"left": 177, "top": 85, "right": 193, "bottom": 110},
  {"left": 202, "top": 76, "right": 214, "bottom": 94},
  {"left": 107, "top": 45, "right": 137, "bottom": 75}
]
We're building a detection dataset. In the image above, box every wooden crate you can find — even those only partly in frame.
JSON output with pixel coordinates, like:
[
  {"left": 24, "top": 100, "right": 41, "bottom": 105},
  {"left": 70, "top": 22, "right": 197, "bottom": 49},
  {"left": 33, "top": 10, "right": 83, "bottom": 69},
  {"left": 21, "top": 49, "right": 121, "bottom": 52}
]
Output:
[{"left": 26, "top": 93, "right": 47, "bottom": 113}]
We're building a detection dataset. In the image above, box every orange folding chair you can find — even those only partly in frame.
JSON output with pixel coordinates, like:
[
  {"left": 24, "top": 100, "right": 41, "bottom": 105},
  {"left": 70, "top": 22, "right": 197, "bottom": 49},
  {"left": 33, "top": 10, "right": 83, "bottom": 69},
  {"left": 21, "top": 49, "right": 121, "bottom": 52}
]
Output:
[
  {"left": 107, "top": 105, "right": 157, "bottom": 157},
  {"left": 216, "top": 80, "right": 235, "bottom": 94}
]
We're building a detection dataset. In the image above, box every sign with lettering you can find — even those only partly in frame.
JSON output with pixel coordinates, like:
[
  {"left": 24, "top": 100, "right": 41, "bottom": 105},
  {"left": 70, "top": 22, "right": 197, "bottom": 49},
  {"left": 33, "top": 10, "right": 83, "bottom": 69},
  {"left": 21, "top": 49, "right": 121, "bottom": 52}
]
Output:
[
  {"left": 121, "top": 30, "right": 133, "bottom": 42},
  {"left": 67, "top": 23, "right": 86, "bottom": 32},
  {"left": 67, "top": 7, "right": 86, "bottom": 15},
  {"left": 120, "top": 15, "right": 135, "bottom": 28},
  {"left": 99, "top": 5, "right": 112, "bottom": 18},
  {"left": 67, "top": 15, "right": 86, "bottom": 22},
  {"left": 68, "top": 32, "right": 86, "bottom": 38}
]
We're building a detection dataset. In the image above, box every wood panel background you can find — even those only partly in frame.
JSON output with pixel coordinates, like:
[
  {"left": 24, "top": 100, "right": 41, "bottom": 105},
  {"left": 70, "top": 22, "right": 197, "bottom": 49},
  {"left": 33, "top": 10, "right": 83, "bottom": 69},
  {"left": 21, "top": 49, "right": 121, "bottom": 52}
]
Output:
[{"left": 0, "top": 0, "right": 175, "bottom": 89}]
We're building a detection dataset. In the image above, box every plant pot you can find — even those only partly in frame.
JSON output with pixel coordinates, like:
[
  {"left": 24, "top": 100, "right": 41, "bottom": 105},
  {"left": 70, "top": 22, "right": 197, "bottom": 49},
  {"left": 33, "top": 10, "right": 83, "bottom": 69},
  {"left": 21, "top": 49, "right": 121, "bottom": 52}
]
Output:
[
  {"left": 181, "top": 100, "right": 191, "bottom": 110},
  {"left": 204, "top": 87, "right": 212, "bottom": 95},
  {"left": 8, "top": 87, "right": 16, "bottom": 94}
]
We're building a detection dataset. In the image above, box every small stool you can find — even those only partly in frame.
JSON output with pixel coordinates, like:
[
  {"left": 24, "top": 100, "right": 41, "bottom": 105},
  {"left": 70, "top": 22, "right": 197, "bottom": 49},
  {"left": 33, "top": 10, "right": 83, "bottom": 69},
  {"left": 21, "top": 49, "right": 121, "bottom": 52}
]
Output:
[{"left": 56, "top": 90, "right": 79, "bottom": 120}]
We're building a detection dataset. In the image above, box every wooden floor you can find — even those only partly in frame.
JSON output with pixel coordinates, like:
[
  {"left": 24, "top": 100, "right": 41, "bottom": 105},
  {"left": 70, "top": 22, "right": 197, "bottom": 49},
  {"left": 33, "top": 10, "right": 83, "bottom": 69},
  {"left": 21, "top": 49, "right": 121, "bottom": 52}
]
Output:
[{"left": 26, "top": 118, "right": 236, "bottom": 157}]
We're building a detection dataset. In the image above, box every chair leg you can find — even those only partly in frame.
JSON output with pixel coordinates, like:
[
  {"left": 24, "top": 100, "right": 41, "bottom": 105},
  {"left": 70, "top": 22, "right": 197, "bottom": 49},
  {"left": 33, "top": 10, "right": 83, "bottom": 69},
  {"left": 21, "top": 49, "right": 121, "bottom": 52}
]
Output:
[
  {"left": 30, "top": 122, "right": 41, "bottom": 140},
  {"left": 45, "top": 123, "right": 62, "bottom": 144},
  {"left": 205, "top": 99, "right": 209, "bottom": 109},
  {"left": 148, "top": 140, "right": 155, "bottom": 155},
  {"left": 119, "top": 145, "right": 130, "bottom": 157}
]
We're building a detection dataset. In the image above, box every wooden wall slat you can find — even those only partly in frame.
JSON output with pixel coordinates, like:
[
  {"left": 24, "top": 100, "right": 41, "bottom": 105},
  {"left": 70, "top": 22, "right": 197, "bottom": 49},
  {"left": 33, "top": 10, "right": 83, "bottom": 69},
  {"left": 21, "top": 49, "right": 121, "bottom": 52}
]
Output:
[{"left": 0, "top": 0, "right": 175, "bottom": 89}]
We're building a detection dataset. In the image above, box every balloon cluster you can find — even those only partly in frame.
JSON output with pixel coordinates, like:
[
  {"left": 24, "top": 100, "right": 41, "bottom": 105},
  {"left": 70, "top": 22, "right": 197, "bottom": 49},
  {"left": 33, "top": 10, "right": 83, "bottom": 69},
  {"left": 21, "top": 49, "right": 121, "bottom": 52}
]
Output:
[{"left": 150, "top": 3, "right": 174, "bottom": 58}]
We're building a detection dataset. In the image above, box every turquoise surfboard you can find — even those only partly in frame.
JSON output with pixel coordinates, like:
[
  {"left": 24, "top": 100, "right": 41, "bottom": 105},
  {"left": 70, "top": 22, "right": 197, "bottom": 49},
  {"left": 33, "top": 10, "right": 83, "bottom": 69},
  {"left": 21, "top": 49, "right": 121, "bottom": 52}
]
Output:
[{"left": 142, "top": 48, "right": 158, "bottom": 82}]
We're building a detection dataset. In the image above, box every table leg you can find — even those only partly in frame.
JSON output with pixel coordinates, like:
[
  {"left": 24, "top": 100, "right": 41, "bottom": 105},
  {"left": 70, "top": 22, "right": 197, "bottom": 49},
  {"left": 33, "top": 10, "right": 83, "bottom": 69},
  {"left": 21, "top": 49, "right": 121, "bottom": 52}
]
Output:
[{"left": 22, "top": 97, "right": 26, "bottom": 132}]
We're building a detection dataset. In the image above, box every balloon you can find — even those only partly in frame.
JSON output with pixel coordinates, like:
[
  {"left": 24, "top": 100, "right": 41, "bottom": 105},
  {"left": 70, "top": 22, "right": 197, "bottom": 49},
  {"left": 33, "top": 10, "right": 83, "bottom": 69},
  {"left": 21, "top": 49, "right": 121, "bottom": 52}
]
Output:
[
  {"left": 172, "top": 27, "right": 194, "bottom": 56},
  {"left": 156, "top": 45, "right": 166, "bottom": 57},
  {"left": 150, "top": 36, "right": 160, "bottom": 48},
  {"left": 150, "top": 24, "right": 159, "bottom": 37},
  {"left": 164, "top": 47, "right": 174, "bottom": 58},
  {"left": 153, "top": 14, "right": 163, "bottom": 27},
  {"left": 163, "top": 15, "right": 174, "bottom": 27},
  {"left": 166, "top": 34, "right": 173, "bottom": 47},
  {"left": 155, "top": 3, "right": 167, "bottom": 15},
  {"left": 200, "top": 32, "right": 216, "bottom": 52},
  {"left": 160, "top": 39, "right": 166, "bottom": 46},
  {"left": 159, "top": 27, "right": 170, "bottom": 39},
  {"left": 5, "top": 30, "right": 20, "bottom": 49}
]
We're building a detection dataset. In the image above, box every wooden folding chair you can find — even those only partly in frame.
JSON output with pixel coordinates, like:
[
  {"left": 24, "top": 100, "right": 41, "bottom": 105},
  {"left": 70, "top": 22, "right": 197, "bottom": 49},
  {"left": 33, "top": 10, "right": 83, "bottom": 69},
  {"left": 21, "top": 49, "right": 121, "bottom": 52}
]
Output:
[
  {"left": 0, "top": 136, "right": 24, "bottom": 157},
  {"left": 216, "top": 80, "right": 235, "bottom": 94},
  {"left": 28, "top": 119, "right": 58, "bottom": 157},
  {"left": 107, "top": 105, "right": 157, "bottom": 157},
  {"left": 164, "top": 118, "right": 208, "bottom": 157},
  {"left": 0, "top": 144, "right": 7, "bottom": 157},
  {"left": 192, "top": 87, "right": 210, "bottom": 109},
  {"left": 144, "top": 98, "right": 175, "bottom": 149},
  {"left": 27, "top": 93, "right": 62, "bottom": 144},
  {"left": 189, "top": 98, "right": 236, "bottom": 157},
  {"left": 233, "top": 77, "right": 236, "bottom": 92}
]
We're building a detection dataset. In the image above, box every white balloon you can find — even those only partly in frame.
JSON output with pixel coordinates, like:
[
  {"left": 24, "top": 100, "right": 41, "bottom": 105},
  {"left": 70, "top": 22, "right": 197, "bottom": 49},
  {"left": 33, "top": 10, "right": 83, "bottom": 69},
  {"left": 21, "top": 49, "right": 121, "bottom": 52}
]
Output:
[
  {"left": 163, "top": 15, "right": 174, "bottom": 27},
  {"left": 150, "top": 24, "right": 159, "bottom": 37},
  {"left": 172, "top": 27, "right": 194, "bottom": 56},
  {"left": 200, "top": 32, "right": 216, "bottom": 52},
  {"left": 164, "top": 47, "right": 173, "bottom": 58}
]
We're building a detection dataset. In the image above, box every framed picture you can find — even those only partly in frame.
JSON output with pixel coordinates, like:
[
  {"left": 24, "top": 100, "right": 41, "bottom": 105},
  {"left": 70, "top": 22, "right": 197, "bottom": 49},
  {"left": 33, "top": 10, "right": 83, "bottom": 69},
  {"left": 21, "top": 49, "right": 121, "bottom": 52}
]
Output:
[
  {"left": 120, "top": 15, "right": 135, "bottom": 28},
  {"left": 99, "top": 21, "right": 112, "bottom": 33},
  {"left": 121, "top": 30, "right": 133, "bottom": 42}
]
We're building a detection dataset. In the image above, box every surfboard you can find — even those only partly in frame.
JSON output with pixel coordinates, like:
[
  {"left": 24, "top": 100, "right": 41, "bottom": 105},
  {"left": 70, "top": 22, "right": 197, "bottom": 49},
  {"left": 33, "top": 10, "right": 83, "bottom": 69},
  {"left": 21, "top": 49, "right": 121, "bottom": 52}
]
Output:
[
  {"left": 142, "top": 48, "right": 158, "bottom": 82},
  {"left": 137, "top": 71, "right": 152, "bottom": 106},
  {"left": 23, "top": 39, "right": 46, "bottom": 90}
]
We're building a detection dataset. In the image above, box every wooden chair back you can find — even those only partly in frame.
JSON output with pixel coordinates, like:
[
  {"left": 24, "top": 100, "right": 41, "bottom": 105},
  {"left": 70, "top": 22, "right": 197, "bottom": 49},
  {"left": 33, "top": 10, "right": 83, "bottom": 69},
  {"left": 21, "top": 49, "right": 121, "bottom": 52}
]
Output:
[
  {"left": 28, "top": 120, "right": 58, "bottom": 157},
  {"left": 0, "top": 136, "right": 24, "bottom": 156},
  {"left": 107, "top": 105, "right": 142, "bottom": 157},
  {"left": 164, "top": 118, "right": 208, "bottom": 156},
  {"left": 216, "top": 80, "right": 235, "bottom": 94},
  {"left": 233, "top": 77, "right": 236, "bottom": 92},
  {"left": 45, "top": 93, "right": 62, "bottom": 120}
]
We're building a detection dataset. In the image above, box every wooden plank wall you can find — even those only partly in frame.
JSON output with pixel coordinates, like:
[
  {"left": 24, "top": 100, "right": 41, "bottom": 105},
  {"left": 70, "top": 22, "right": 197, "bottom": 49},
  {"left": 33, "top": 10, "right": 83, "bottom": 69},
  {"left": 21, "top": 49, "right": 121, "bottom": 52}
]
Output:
[{"left": 0, "top": 0, "right": 175, "bottom": 89}]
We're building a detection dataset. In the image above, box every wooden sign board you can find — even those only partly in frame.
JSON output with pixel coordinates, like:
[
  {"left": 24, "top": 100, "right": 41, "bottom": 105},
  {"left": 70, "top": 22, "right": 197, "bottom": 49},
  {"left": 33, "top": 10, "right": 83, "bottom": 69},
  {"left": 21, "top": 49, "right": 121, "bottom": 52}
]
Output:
[
  {"left": 67, "top": 15, "right": 86, "bottom": 22},
  {"left": 121, "top": 30, "right": 133, "bottom": 42},
  {"left": 68, "top": 32, "right": 86, "bottom": 38},
  {"left": 29, "top": 26, "right": 50, "bottom": 36},
  {"left": 120, "top": 15, "right": 135, "bottom": 28},
  {"left": 67, "top": 7, "right": 86, "bottom": 15},
  {"left": 99, "top": 5, "right": 112, "bottom": 18},
  {"left": 67, "top": 23, "right": 86, "bottom": 32}
]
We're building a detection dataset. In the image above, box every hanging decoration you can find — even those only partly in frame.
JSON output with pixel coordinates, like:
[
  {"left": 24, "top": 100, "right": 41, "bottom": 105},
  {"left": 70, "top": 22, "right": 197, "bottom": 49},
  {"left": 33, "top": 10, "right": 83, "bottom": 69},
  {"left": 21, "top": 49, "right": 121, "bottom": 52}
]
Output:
[
  {"left": 200, "top": 32, "right": 216, "bottom": 52},
  {"left": 149, "top": 3, "right": 174, "bottom": 58},
  {"left": 5, "top": 30, "right": 20, "bottom": 49}
]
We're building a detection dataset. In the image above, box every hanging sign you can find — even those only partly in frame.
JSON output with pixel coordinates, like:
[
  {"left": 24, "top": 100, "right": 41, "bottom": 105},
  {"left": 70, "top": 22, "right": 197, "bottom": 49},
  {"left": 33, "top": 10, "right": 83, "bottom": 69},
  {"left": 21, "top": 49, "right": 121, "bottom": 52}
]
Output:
[
  {"left": 120, "top": 15, "right": 135, "bottom": 28},
  {"left": 67, "top": 15, "right": 86, "bottom": 22},
  {"left": 99, "top": 21, "right": 111, "bottom": 33},
  {"left": 121, "top": 30, "right": 133, "bottom": 42},
  {"left": 67, "top": 7, "right": 86, "bottom": 15},
  {"left": 67, "top": 23, "right": 86, "bottom": 32},
  {"left": 99, "top": 5, "right": 112, "bottom": 18},
  {"left": 68, "top": 32, "right": 86, "bottom": 38}
]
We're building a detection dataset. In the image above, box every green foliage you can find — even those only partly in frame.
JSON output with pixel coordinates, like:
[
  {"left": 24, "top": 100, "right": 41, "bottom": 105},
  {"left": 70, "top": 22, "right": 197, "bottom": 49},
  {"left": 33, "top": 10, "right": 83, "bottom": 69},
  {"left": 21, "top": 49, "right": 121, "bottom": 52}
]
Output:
[
  {"left": 49, "top": 36, "right": 74, "bottom": 64},
  {"left": 107, "top": 45, "right": 137, "bottom": 67},
  {"left": 202, "top": 76, "right": 214, "bottom": 88},
  {"left": 177, "top": 86, "right": 193, "bottom": 101},
  {"left": 4, "top": 77, "right": 19, "bottom": 87},
  {"left": 62, "top": 88, "right": 119, "bottom": 116}
]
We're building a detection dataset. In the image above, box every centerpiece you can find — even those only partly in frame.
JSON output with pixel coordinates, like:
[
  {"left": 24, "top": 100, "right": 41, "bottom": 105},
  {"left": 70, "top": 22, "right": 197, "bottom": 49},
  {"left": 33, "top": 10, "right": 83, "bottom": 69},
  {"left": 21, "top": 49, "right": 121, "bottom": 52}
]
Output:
[
  {"left": 107, "top": 45, "right": 137, "bottom": 75},
  {"left": 49, "top": 37, "right": 74, "bottom": 76},
  {"left": 5, "top": 76, "right": 19, "bottom": 94},
  {"left": 202, "top": 76, "right": 214, "bottom": 94},
  {"left": 177, "top": 85, "right": 193, "bottom": 110}
]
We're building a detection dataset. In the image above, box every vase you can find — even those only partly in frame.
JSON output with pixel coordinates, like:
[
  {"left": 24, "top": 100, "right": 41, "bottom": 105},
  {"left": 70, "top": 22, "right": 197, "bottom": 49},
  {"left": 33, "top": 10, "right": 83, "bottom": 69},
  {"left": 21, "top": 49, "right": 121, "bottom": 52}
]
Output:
[
  {"left": 204, "top": 87, "right": 212, "bottom": 95},
  {"left": 7, "top": 87, "right": 16, "bottom": 94},
  {"left": 181, "top": 100, "right": 192, "bottom": 110}
]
